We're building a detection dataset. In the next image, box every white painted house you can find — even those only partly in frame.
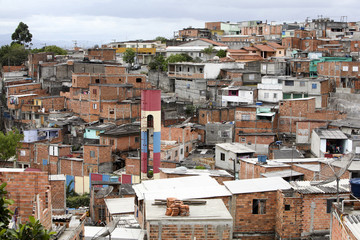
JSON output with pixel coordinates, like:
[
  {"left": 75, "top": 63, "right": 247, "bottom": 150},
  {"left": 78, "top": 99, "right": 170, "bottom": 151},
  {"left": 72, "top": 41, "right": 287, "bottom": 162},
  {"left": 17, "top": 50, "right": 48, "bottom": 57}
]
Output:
[
  {"left": 221, "top": 86, "right": 256, "bottom": 107},
  {"left": 257, "top": 76, "right": 283, "bottom": 103},
  {"left": 311, "top": 128, "right": 350, "bottom": 157}
]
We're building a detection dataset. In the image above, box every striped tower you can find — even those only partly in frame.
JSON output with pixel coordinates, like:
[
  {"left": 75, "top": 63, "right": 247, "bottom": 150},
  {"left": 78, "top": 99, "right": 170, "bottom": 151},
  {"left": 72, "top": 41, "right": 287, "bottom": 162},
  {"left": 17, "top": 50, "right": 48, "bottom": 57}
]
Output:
[{"left": 141, "top": 90, "right": 161, "bottom": 179}]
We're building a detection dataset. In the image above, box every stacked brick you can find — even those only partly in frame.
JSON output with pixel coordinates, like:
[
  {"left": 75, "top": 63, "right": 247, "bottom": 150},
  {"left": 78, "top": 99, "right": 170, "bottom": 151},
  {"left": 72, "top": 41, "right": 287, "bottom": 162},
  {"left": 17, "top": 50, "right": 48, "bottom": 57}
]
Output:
[{"left": 165, "top": 198, "right": 190, "bottom": 216}]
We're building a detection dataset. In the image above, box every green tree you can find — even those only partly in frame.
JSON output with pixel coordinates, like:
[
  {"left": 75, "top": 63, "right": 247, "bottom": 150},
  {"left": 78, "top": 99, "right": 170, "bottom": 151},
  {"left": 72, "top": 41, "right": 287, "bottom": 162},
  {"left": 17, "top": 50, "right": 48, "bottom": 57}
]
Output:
[
  {"left": 166, "top": 53, "right": 193, "bottom": 63},
  {"left": 32, "top": 45, "right": 67, "bottom": 55},
  {"left": 0, "top": 44, "right": 29, "bottom": 66},
  {"left": 201, "top": 46, "right": 216, "bottom": 60},
  {"left": 216, "top": 49, "right": 227, "bottom": 58},
  {"left": 11, "top": 22, "right": 32, "bottom": 47},
  {"left": 154, "top": 36, "right": 167, "bottom": 43},
  {"left": 148, "top": 55, "right": 167, "bottom": 72},
  {"left": 0, "top": 128, "right": 23, "bottom": 164},
  {"left": 123, "top": 48, "right": 136, "bottom": 64},
  {"left": 0, "top": 183, "right": 13, "bottom": 235}
]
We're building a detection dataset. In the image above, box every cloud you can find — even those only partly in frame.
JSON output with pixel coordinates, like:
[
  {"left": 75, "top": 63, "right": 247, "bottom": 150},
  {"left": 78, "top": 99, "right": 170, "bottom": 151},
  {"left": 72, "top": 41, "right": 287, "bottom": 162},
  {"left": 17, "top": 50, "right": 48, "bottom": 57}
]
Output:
[{"left": 0, "top": 0, "right": 358, "bottom": 44}]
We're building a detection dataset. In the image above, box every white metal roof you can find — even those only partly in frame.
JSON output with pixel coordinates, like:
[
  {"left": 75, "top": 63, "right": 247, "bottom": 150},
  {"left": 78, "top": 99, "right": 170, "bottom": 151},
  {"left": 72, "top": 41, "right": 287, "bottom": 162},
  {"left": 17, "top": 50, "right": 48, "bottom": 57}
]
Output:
[
  {"left": 294, "top": 164, "right": 320, "bottom": 172},
  {"left": 216, "top": 142, "right": 255, "bottom": 154},
  {"left": 159, "top": 167, "right": 233, "bottom": 178},
  {"left": 261, "top": 170, "right": 304, "bottom": 178},
  {"left": 133, "top": 176, "right": 231, "bottom": 200},
  {"left": 344, "top": 215, "right": 360, "bottom": 239},
  {"left": 104, "top": 198, "right": 134, "bottom": 215},
  {"left": 315, "top": 129, "right": 348, "bottom": 139},
  {"left": 290, "top": 179, "right": 350, "bottom": 194},
  {"left": 224, "top": 177, "right": 292, "bottom": 194},
  {"left": 49, "top": 174, "right": 66, "bottom": 181},
  {"left": 0, "top": 168, "right": 25, "bottom": 172},
  {"left": 84, "top": 226, "right": 144, "bottom": 240}
]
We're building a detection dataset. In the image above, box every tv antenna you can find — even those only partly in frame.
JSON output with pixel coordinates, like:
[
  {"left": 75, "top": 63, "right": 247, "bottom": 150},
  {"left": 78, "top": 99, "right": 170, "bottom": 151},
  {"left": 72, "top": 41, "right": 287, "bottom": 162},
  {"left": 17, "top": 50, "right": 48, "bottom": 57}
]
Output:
[
  {"left": 92, "top": 217, "right": 120, "bottom": 240},
  {"left": 95, "top": 186, "right": 113, "bottom": 199},
  {"left": 310, "top": 152, "right": 354, "bottom": 203}
]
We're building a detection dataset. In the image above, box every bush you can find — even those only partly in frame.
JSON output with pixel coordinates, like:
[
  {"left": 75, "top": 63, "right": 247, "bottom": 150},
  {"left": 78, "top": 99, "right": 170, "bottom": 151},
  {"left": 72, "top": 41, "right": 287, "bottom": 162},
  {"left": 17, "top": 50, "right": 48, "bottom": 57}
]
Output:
[
  {"left": 195, "top": 165, "right": 206, "bottom": 169},
  {"left": 66, "top": 194, "right": 90, "bottom": 209}
]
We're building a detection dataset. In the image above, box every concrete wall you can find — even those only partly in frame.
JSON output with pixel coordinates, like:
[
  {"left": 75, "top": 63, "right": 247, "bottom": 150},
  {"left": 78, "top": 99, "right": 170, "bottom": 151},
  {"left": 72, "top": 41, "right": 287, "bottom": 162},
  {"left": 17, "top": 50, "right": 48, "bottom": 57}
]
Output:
[
  {"left": 175, "top": 79, "right": 207, "bottom": 103},
  {"left": 148, "top": 70, "right": 171, "bottom": 92},
  {"left": 206, "top": 123, "right": 234, "bottom": 145}
]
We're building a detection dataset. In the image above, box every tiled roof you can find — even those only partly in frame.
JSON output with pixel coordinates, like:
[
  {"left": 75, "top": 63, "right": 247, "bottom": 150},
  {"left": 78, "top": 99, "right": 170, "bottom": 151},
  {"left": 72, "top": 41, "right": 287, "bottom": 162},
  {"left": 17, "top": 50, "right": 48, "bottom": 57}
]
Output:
[
  {"left": 267, "top": 42, "right": 284, "bottom": 49},
  {"left": 199, "top": 38, "right": 228, "bottom": 47},
  {"left": 254, "top": 44, "right": 276, "bottom": 52},
  {"left": 243, "top": 46, "right": 258, "bottom": 51}
]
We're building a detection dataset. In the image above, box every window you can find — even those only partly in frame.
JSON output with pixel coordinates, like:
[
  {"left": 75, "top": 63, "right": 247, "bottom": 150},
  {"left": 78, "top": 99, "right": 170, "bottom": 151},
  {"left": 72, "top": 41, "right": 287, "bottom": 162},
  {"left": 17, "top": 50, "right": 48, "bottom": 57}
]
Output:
[
  {"left": 119, "top": 78, "right": 122, "bottom": 82},
  {"left": 95, "top": 79, "right": 100, "bottom": 83},
  {"left": 181, "top": 148, "right": 183, "bottom": 155},
  {"left": 90, "top": 150, "right": 95, "bottom": 158},
  {"left": 20, "top": 150, "right": 26, "bottom": 156},
  {"left": 49, "top": 146, "right": 58, "bottom": 156},
  {"left": 305, "top": 42, "right": 309, "bottom": 47},
  {"left": 109, "top": 109, "right": 114, "bottom": 114},
  {"left": 135, "top": 137, "right": 140, "bottom": 143},
  {"left": 279, "top": 51, "right": 282, "bottom": 54},
  {"left": 241, "top": 114, "right": 251, "bottom": 120},
  {"left": 147, "top": 115, "right": 154, "bottom": 128},
  {"left": 220, "top": 153, "right": 225, "bottom": 161},
  {"left": 93, "top": 104, "right": 97, "bottom": 109},
  {"left": 285, "top": 204, "right": 291, "bottom": 211},
  {"left": 335, "top": 65, "right": 340, "bottom": 71},
  {"left": 249, "top": 74, "right": 255, "bottom": 80},
  {"left": 45, "top": 190, "right": 49, "bottom": 209},
  {"left": 320, "top": 65, "right": 324, "bottom": 71},
  {"left": 110, "top": 139, "right": 114, "bottom": 145},
  {"left": 327, "top": 198, "right": 344, "bottom": 213},
  {"left": 312, "top": 83, "right": 317, "bottom": 89},
  {"left": 93, "top": 89, "right": 97, "bottom": 94},
  {"left": 186, "top": 146, "right": 189, "bottom": 153},
  {"left": 285, "top": 80, "right": 294, "bottom": 86},
  {"left": 199, "top": 68, "right": 203, "bottom": 73},
  {"left": 353, "top": 66, "right": 358, "bottom": 72},
  {"left": 136, "top": 78, "right": 142, "bottom": 83},
  {"left": 43, "top": 159, "right": 48, "bottom": 165},
  {"left": 343, "top": 66, "right": 349, "bottom": 71},
  {"left": 300, "top": 81, "right": 305, "bottom": 87},
  {"left": 241, "top": 137, "right": 246, "bottom": 142},
  {"left": 273, "top": 93, "right": 277, "bottom": 99},
  {"left": 187, "top": 67, "right": 190, "bottom": 72},
  {"left": 264, "top": 93, "right": 269, "bottom": 99},
  {"left": 253, "top": 199, "right": 266, "bottom": 214},
  {"left": 175, "top": 150, "right": 178, "bottom": 157}
]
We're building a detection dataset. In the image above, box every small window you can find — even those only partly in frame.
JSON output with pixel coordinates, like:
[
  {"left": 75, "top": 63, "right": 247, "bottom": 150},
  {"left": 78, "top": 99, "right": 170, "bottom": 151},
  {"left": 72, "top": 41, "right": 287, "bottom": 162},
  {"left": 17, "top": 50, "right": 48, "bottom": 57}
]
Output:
[
  {"left": 285, "top": 204, "right": 291, "bottom": 211},
  {"left": 264, "top": 93, "right": 269, "bottom": 99},
  {"left": 119, "top": 78, "right": 122, "bottom": 82},
  {"left": 335, "top": 65, "right": 340, "bottom": 71},
  {"left": 95, "top": 79, "right": 100, "bottom": 83},
  {"left": 327, "top": 198, "right": 344, "bottom": 213},
  {"left": 241, "top": 137, "right": 246, "bottom": 142},
  {"left": 109, "top": 109, "right": 114, "bottom": 114},
  {"left": 253, "top": 199, "right": 266, "bottom": 214},
  {"left": 279, "top": 51, "right": 282, "bottom": 54},
  {"left": 220, "top": 153, "right": 225, "bottom": 161},
  {"left": 320, "top": 65, "right": 324, "bottom": 71},
  {"left": 136, "top": 78, "right": 142, "bottom": 83},
  {"left": 181, "top": 148, "right": 183, "bottom": 155},
  {"left": 312, "top": 83, "right": 317, "bottom": 89},
  {"left": 90, "top": 150, "right": 95, "bottom": 158},
  {"left": 43, "top": 159, "right": 48, "bottom": 165},
  {"left": 273, "top": 93, "right": 277, "bottom": 99},
  {"left": 93, "top": 89, "right": 97, "bottom": 94},
  {"left": 199, "top": 68, "right": 203, "bottom": 73},
  {"left": 285, "top": 80, "right": 294, "bottom": 86},
  {"left": 353, "top": 66, "right": 358, "bottom": 72},
  {"left": 175, "top": 150, "right": 178, "bottom": 157},
  {"left": 135, "top": 137, "right": 140, "bottom": 143},
  {"left": 300, "top": 81, "right": 305, "bottom": 87},
  {"left": 20, "top": 150, "right": 26, "bottom": 156},
  {"left": 93, "top": 104, "right": 97, "bottom": 109},
  {"left": 343, "top": 66, "right": 349, "bottom": 71},
  {"left": 241, "top": 114, "right": 251, "bottom": 121},
  {"left": 110, "top": 139, "right": 114, "bottom": 145},
  {"left": 186, "top": 146, "right": 189, "bottom": 153}
]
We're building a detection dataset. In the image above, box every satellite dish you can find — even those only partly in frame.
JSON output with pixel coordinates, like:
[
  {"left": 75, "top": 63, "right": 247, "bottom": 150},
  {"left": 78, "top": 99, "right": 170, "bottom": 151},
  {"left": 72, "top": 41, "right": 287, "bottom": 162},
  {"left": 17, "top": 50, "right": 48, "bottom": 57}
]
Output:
[
  {"left": 92, "top": 217, "right": 120, "bottom": 240},
  {"left": 310, "top": 152, "right": 354, "bottom": 203},
  {"left": 95, "top": 186, "right": 114, "bottom": 199}
]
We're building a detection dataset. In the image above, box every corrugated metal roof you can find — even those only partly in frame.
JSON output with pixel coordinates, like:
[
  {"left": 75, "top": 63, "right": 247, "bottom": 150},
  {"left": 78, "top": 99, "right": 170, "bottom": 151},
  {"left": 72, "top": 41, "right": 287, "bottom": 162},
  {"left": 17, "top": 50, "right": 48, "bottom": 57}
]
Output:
[
  {"left": 224, "top": 177, "right": 292, "bottom": 194},
  {"left": 290, "top": 179, "right": 350, "bottom": 194},
  {"left": 261, "top": 170, "right": 304, "bottom": 178},
  {"left": 345, "top": 215, "right": 360, "bottom": 239},
  {"left": 216, "top": 142, "right": 255, "bottom": 154},
  {"left": 104, "top": 197, "right": 134, "bottom": 215},
  {"left": 315, "top": 129, "right": 348, "bottom": 139}
]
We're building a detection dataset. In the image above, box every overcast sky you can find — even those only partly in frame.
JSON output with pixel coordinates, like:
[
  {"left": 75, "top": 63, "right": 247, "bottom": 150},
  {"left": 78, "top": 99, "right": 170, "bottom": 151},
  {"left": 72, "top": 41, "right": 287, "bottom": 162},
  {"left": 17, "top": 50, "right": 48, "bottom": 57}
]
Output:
[{"left": 0, "top": 0, "right": 359, "bottom": 47}]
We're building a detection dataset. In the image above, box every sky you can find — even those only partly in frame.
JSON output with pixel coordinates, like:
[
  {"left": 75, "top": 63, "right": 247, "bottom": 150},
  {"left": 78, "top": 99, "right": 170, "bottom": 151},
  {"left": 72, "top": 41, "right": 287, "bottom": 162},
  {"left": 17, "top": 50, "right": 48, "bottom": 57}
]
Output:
[{"left": 0, "top": 0, "right": 359, "bottom": 48}]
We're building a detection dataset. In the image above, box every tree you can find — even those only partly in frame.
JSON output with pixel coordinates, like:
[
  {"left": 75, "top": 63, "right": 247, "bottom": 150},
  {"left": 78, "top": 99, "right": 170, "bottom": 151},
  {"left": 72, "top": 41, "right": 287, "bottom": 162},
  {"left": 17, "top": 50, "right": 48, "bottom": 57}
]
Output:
[
  {"left": 216, "top": 49, "right": 227, "bottom": 58},
  {"left": 201, "top": 46, "right": 216, "bottom": 60},
  {"left": 0, "top": 44, "right": 29, "bottom": 66},
  {"left": 166, "top": 53, "right": 193, "bottom": 63},
  {"left": 11, "top": 22, "right": 32, "bottom": 47},
  {"left": 154, "top": 36, "right": 167, "bottom": 43},
  {"left": 31, "top": 45, "right": 67, "bottom": 55},
  {"left": 123, "top": 48, "right": 136, "bottom": 65},
  {"left": 0, "top": 183, "right": 13, "bottom": 235},
  {"left": 148, "top": 55, "right": 167, "bottom": 72},
  {"left": 0, "top": 128, "right": 23, "bottom": 164}
]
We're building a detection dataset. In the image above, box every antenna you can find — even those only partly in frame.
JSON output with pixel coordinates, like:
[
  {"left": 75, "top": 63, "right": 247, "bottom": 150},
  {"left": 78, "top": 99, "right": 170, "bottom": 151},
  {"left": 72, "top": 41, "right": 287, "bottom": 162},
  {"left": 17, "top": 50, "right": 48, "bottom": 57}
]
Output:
[
  {"left": 310, "top": 152, "right": 354, "bottom": 203},
  {"left": 92, "top": 217, "right": 120, "bottom": 240},
  {"left": 95, "top": 186, "right": 113, "bottom": 199},
  {"left": 72, "top": 40, "right": 78, "bottom": 49}
]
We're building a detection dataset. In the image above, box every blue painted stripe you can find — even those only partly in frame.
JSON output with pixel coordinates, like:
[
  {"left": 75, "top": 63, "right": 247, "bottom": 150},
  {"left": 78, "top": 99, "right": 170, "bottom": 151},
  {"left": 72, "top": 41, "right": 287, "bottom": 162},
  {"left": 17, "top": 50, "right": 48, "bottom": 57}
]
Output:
[
  {"left": 141, "top": 131, "right": 147, "bottom": 153},
  {"left": 153, "top": 131, "right": 161, "bottom": 153}
]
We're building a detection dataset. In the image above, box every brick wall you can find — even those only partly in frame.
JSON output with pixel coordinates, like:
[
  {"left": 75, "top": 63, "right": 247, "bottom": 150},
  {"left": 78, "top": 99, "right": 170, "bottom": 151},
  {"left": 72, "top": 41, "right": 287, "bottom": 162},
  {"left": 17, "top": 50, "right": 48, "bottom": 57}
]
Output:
[
  {"left": 198, "top": 108, "right": 235, "bottom": 125},
  {"left": 100, "top": 135, "right": 140, "bottom": 152},
  {"left": 50, "top": 179, "right": 66, "bottom": 214},
  {"left": 59, "top": 159, "right": 83, "bottom": 176},
  {"left": 0, "top": 171, "right": 52, "bottom": 230}
]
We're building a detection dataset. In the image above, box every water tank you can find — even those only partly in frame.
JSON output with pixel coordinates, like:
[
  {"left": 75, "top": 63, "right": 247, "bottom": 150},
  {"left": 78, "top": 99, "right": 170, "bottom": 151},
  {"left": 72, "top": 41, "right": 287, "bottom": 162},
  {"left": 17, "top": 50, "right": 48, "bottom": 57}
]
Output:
[
  {"left": 257, "top": 155, "right": 267, "bottom": 163},
  {"left": 256, "top": 102, "right": 263, "bottom": 106},
  {"left": 350, "top": 178, "right": 360, "bottom": 198}
]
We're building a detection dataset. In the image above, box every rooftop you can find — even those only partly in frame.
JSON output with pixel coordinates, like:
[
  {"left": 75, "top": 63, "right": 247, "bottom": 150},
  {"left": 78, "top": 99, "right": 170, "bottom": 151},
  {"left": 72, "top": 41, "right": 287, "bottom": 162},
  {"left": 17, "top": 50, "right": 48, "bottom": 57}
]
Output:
[
  {"left": 159, "top": 167, "right": 233, "bottom": 178},
  {"left": 146, "top": 199, "right": 232, "bottom": 222},
  {"left": 294, "top": 164, "right": 320, "bottom": 172},
  {"left": 290, "top": 179, "right": 350, "bottom": 194},
  {"left": 261, "top": 170, "right": 304, "bottom": 178},
  {"left": 216, "top": 142, "right": 255, "bottom": 154},
  {"left": 314, "top": 129, "right": 348, "bottom": 139},
  {"left": 133, "top": 176, "right": 231, "bottom": 201},
  {"left": 224, "top": 177, "right": 292, "bottom": 194},
  {"left": 49, "top": 174, "right": 66, "bottom": 181},
  {"left": 104, "top": 197, "right": 134, "bottom": 215}
]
